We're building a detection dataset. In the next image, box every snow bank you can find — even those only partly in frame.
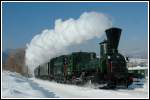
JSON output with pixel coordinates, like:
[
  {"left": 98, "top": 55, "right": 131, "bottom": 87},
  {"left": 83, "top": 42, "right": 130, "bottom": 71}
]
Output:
[
  {"left": 2, "top": 70, "right": 58, "bottom": 98},
  {"left": 32, "top": 78, "right": 149, "bottom": 98}
]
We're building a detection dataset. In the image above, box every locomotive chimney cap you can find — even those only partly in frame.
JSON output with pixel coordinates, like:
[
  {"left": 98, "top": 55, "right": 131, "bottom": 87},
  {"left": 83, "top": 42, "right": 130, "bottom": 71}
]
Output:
[{"left": 105, "top": 27, "right": 122, "bottom": 33}]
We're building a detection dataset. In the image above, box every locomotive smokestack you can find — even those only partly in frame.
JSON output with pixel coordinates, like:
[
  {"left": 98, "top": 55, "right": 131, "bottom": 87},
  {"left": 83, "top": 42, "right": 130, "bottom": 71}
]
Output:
[{"left": 105, "top": 27, "right": 121, "bottom": 53}]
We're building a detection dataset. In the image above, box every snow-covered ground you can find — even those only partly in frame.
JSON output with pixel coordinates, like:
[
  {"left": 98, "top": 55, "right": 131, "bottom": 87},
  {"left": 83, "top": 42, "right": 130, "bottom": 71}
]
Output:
[
  {"left": 2, "top": 70, "right": 58, "bottom": 98},
  {"left": 2, "top": 70, "right": 149, "bottom": 98}
]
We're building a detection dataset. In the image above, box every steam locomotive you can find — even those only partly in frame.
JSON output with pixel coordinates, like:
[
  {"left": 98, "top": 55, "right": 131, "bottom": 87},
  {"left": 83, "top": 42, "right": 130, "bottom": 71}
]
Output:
[{"left": 34, "top": 27, "right": 133, "bottom": 89}]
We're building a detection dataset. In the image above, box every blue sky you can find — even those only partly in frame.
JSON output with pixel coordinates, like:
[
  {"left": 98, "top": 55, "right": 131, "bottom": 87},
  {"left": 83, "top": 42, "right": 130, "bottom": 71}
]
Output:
[{"left": 2, "top": 2, "right": 148, "bottom": 58}]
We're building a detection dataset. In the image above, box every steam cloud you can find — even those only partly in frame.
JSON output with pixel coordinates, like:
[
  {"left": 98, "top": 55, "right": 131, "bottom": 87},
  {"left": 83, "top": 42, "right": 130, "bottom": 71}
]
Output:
[{"left": 25, "top": 12, "right": 112, "bottom": 73}]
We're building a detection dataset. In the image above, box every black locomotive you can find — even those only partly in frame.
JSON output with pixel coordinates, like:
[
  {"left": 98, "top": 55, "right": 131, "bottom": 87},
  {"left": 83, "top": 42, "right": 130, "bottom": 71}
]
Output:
[{"left": 34, "top": 27, "right": 133, "bottom": 89}]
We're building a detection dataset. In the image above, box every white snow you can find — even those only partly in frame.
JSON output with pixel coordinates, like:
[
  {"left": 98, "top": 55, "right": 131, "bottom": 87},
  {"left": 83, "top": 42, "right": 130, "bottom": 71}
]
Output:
[
  {"left": 2, "top": 70, "right": 58, "bottom": 98},
  {"left": 2, "top": 70, "right": 149, "bottom": 99},
  {"left": 128, "top": 66, "right": 148, "bottom": 70},
  {"left": 32, "top": 78, "right": 149, "bottom": 98}
]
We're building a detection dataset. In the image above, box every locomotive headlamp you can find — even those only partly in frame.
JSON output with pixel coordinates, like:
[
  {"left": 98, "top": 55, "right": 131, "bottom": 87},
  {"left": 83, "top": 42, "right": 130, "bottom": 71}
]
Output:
[{"left": 108, "top": 56, "right": 111, "bottom": 59}]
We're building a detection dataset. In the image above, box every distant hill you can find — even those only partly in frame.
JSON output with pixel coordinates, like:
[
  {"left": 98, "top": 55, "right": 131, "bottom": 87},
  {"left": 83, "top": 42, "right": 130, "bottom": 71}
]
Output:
[{"left": 121, "top": 50, "right": 148, "bottom": 59}]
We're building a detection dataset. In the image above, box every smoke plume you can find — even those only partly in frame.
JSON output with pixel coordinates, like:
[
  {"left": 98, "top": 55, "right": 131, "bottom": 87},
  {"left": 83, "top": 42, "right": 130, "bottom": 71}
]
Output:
[{"left": 25, "top": 11, "right": 112, "bottom": 72}]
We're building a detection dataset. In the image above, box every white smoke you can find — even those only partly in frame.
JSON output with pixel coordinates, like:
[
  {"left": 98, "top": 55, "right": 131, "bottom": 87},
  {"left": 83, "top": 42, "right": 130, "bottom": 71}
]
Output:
[{"left": 25, "top": 11, "right": 112, "bottom": 73}]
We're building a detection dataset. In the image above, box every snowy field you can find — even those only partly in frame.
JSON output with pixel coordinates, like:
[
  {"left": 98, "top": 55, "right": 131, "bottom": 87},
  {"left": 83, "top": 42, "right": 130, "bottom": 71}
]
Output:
[{"left": 2, "top": 70, "right": 149, "bottom": 99}]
